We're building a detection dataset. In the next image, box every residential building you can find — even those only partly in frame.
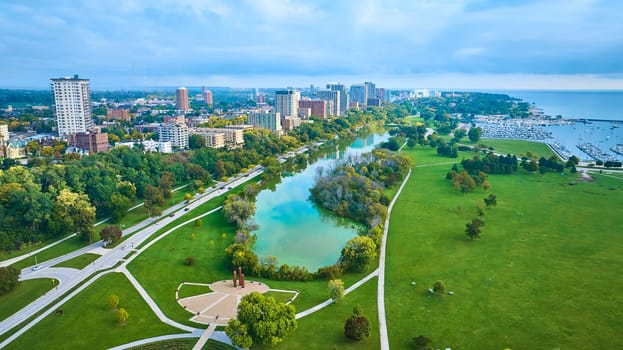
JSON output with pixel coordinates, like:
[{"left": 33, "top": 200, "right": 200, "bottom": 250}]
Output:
[
  {"left": 192, "top": 127, "right": 244, "bottom": 148},
  {"left": 0, "top": 124, "right": 8, "bottom": 143},
  {"left": 275, "top": 89, "right": 300, "bottom": 117},
  {"left": 298, "top": 107, "right": 311, "bottom": 119},
  {"left": 51, "top": 75, "right": 94, "bottom": 137},
  {"left": 317, "top": 90, "right": 340, "bottom": 116},
  {"left": 202, "top": 131, "right": 226, "bottom": 149},
  {"left": 4, "top": 140, "right": 27, "bottom": 159},
  {"left": 366, "top": 98, "right": 381, "bottom": 107},
  {"left": 67, "top": 131, "right": 109, "bottom": 153},
  {"left": 298, "top": 99, "right": 327, "bottom": 118},
  {"left": 247, "top": 110, "right": 282, "bottom": 133},
  {"left": 107, "top": 109, "right": 131, "bottom": 122},
  {"left": 176, "top": 87, "right": 190, "bottom": 111},
  {"left": 282, "top": 116, "right": 301, "bottom": 131},
  {"left": 327, "top": 82, "right": 348, "bottom": 115},
  {"left": 350, "top": 84, "right": 366, "bottom": 105},
  {"left": 159, "top": 121, "right": 189, "bottom": 149}
]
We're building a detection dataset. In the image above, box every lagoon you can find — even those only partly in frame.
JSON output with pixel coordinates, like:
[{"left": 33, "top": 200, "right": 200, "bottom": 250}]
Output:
[{"left": 253, "top": 132, "right": 389, "bottom": 271}]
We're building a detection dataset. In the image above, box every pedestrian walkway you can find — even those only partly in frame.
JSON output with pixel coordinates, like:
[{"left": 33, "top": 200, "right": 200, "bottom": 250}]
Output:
[
  {"left": 377, "top": 168, "right": 412, "bottom": 350},
  {"left": 192, "top": 324, "right": 217, "bottom": 350}
]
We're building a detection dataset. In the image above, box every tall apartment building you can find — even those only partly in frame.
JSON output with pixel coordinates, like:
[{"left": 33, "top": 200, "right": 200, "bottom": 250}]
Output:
[
  {"left": 350, "top": 84, "right": 366, "bottom": 105},
  {"left": 298, "top": 100, "right": 327, "bottom": 119},
  {"left": 247, "top": 110, "right": 282, "bottom": 133},
  {"left": 203, "top": 90, "right": 213, "bottom": 105},
  {"left": 159, "top": 121, "right": 189, "bottom": 149},
  {"left": 51, "top": 75, "right": 94, "bottom": 137},
  {"left": 327, "top": 83, "right": 348, "bottom": 115},
  {"left": 176, "top": 87, "right": 190, "bottom": 111},
  {"left": 275, "top": 89, "right": 300, "bottom": 117},
  {"left": 317, "top": 90, "right": 340, "bottom": 116}
]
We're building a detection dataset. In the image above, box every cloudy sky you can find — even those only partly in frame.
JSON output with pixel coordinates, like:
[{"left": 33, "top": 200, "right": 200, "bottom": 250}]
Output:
[{"left": 1, "top": 0, "right": 622, "bottom": 89}]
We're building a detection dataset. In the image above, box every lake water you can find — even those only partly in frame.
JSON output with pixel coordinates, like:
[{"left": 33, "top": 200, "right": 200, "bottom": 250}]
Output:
[
  {"left": 253, "top": 132, "right": 389, "bottom": 271},
  {"left": 494, "top": 90, "right": 623, "bottom": 161}
]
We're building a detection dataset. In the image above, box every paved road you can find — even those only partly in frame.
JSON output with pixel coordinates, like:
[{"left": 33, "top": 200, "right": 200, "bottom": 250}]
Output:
[{"left": 377, "top": 168, "right": 412, "bottom": 350}]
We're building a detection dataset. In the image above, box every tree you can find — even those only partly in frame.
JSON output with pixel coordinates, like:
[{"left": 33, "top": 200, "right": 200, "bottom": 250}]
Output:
[
  {"left": 100, "top": 225, "right": 123, "bottom": 246},
  {"left": 225, "top": 292, "right": 297, "bottom": 348},
  {"left": 329, "top": 279, "right": 345, "bottom": 304},
  {"left": 468, "top": 127, "right": 482, "bottom": 143},
  {"left": 117, "top": 307, "right": 129, "bottom": 324},
  {"left": 484, "top": 194, "right": 497, "bottom": 208},
  {"left": 222, "top": 195, "right": 256, "bottom": 229},
  {"left": 109, "top": 193, "right": 132, "bottom": 223},
  {"left": 144, "top": 185, "right": 165, "bottom": 217},
  {"left": 0, "top": 266, "right": 20, "bottom": 295},
  {"left": 344, "top": 305, "right": 370, "bottom": 341},
  {"left": 109, "top": 294, "right": 119, "bottom": 309},
  {"left": 432, "top": 280, "right": 446, "bottom": 294},
  {"left": 452, "top": 170, "right": 476, "bottom": 194},
  {"left": 465, "top": 218, "right": 485, "bottom": 240},
  {"left": 340, "top": 236, "right": 377, "bottom": 273}
]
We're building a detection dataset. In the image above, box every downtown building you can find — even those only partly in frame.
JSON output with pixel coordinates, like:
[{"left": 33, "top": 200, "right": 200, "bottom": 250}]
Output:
[
  {"left": 275, "top": 89, "right": 300, "bottom": 117},
  {"left": 327, "top": 82, "right": 348, "bottom": 115},
  {"left": 298, "top": 99, "right": 327, "bottom": 119},
  {"left": 51, "top": 75, "right": 95, "bottom": 138},
  {"left": 247, "top": 110, "right": 283, "bottom": 133},
  {"left": 317, "top": 90, "right": 340, "bottom": 116}
]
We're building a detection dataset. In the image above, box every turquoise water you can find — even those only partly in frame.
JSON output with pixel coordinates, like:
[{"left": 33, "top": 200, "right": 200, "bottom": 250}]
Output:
[{"left": 253, "top": 132, "right": 389, "bottom": 271}]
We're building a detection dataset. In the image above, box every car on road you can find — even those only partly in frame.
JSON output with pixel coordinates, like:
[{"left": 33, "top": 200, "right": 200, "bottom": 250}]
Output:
[
  {"left": 32, "top": 265, "right": 42, "bottom": 271},
  {"left": 169, "top": 213, "right": 175, "bottom": 217},
  {"left": 227, "top": 186, "right": 232, "bottom": 190},
  {"left": 184, "top": 208, "right": 189, "bottom": 211}
]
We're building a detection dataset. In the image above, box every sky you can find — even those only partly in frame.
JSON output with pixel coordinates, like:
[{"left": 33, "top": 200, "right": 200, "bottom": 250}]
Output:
[{"left": 1, "top": 0, "right": 622, "bottom": 90}]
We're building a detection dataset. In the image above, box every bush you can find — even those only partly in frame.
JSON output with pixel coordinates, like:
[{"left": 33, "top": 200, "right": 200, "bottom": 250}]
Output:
[
  {"left": 315, "top": 264, "right": 342, "bottom": 280},
  {"left": 432, "top": 280, "right": 446, "bottom": 294},
  {"left": 344, "top": 305, "right": 370, "bottom": 341},
  {"left": 184, "top": 256, "right": 196, "bottom": 266}
]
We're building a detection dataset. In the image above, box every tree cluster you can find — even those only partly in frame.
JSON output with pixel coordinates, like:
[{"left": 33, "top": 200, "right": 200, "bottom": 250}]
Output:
[
  {"left": 0, "top": 266, "right": 20, "bottom": 295},
  {"left": 461, "top": 154, "right": 518, "bottom": 175},
  {"left": 226, "top": 292, "right": 297, "bottom": 348}
]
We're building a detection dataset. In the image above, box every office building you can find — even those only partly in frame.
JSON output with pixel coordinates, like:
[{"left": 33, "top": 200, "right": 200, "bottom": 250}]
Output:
[
  {"left": 350, "top": 84, "right": 366, "bottom": 105},
  {"left": 247, "top": 110, "right": 282, "bottom": 133},
  {"left": 317, "top": 90, "right": 340, "bottom": 116},
  {"left": 275, "top": 89, "right": 300, "bottom": 117},
  {"left": 51, "top": 75, "right": 94, "bottom": 138},
  {"left": 159, "top": 121, "right": 189, "bottom": 149},
  {"left": 327, "top": 82, "right": 348, "bottom": 115},
  {"left": 176, "top": 87, "right": 190, "bottom": 111}
]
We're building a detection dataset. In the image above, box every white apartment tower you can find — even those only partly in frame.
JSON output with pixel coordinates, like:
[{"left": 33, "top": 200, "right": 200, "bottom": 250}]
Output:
[
  {"left": 159, "top": 121, "right": 189, "bottom": 149},
  {"left": 275, "top": 89, "right": 300, "bottom": 117},
  {"left": 51, "top": 75, "right": 94, "bottom": 138}
]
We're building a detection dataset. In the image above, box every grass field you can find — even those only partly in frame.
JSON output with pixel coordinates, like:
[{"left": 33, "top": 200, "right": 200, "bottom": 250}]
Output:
[
  {"left": 6, "top": 273, "right": 182, "bottom": 350},
  {"left": 268, "top": 277, "right": 380, "bottom": 350},
  {"left": 11, "top": 236, "right": 89, "bottom": 270},
  {"left": 0, "top": 279, "right": 54, "bottom": 321},
  {"left": 385, "top": 146, "right": 623, "bottom": 349},
  {"left": 264, "top": 290, "right": 297, "bottom": 304},
  {"left": 479, "top": 138, "right": 555, "bottom": 158},
  {"left": 0, "top": 234, "right": 76, "bottom": 264},
  {"left": 52, "top": 253, "right": 101, "bottom": 269},
  {"left": 177, "top": 284, "right": 212, "bottom": 299}
]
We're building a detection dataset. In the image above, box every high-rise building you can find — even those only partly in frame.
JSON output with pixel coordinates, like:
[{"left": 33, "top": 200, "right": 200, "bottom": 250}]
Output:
[
  {"left": 275, "top": 89, "right": 300, "bottom": 117},
  {"left": 317, "top": 90, "right": 340, "bottom": 116},
  {"left": 247, "top": 110, "right": 282, "bottom": 133},
  {"left": 51, "top": 75, "right": 94, "bottom": 138},
  {"left": 176, "top": 87, "right": 189, "bottom": 111},
  {"left": 350, "top": 84, "right": 366, "bottom": 105},
  {"left": 327, "top": 82, "right": 348, "bottom": 115},
  {"left": 364, "top": 82, "right": 376, "bottom": 105},
  {"left": 203, "top": 90, "right": 213, "bottom": 105},
  {"left": 159, "top": 120, "right": 189, "bottom": 149}
]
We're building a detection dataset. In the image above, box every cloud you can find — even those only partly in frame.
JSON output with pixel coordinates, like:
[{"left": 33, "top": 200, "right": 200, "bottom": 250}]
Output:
[{"left": 0, "top": 0, "right": 621, "bottom": 88}]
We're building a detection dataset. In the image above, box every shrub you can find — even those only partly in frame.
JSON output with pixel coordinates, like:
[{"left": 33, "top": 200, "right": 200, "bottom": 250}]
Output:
[
  {"left": 344, "top": 305, "right": 370, "bottom": 341},
  {"left": 184, "top": 256, "right": 196, "bottom": 266}
]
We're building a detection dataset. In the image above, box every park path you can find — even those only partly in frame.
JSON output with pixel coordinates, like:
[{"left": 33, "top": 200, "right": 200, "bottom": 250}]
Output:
[
  {"left": 295, "top": 267, "right": 379, "bottom": 319},
  {"left": 192, "top": 324, "right": 218, "bottom": 350},
  {"left": 377, "top": 168, "right": 412, "bottom": 350}
]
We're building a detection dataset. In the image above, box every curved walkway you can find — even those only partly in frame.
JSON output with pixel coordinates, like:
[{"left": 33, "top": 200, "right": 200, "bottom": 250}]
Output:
[{"left": 377, "top": 168, "right": 412, "bottom": 350}]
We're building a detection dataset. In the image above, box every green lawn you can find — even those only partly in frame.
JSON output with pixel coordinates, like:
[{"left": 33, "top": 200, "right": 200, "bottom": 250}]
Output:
[
  {"left": 6, "top": 273, "right": 183, "bottom": 350},
  {"left": 479, "top": 138, "right": 555, "bottom": 158},
  {"left": 269, "top": 277, "right": 380, "bottom": 350},
  {"left": 264, "top": 290, "right": 297, "bottom": 304},
  {"left": 11, "top": 236, "right": 89, "bottom": 270},
  {"left": 0, "top": 233, "right": 75, "bottom": 264},
  {"left": 178, "top": 284, "right": 212, "bottom": 299},
  {"left": 52, "top": 253, "right": 101, "bottom": 269},
  {"left": 385, "top": 147, "right": 623, "bottom": 349},
  {"left": 0, "top": 279, "right": 54, "bottom": 321}
]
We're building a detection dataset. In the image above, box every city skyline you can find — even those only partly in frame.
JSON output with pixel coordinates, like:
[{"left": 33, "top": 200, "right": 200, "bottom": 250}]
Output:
[{"left": 1, "top": 0, "right": 622, "bottom": 90}]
